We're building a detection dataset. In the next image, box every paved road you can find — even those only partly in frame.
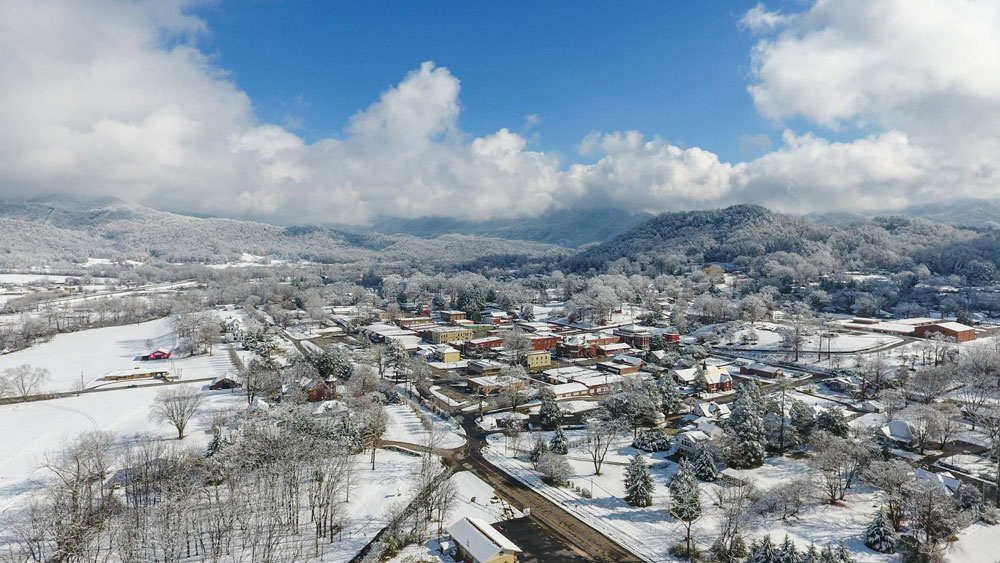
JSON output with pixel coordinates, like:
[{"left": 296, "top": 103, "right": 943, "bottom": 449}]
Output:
[{"left": 447, "top": 415, "right": 644, "bottom": 563}]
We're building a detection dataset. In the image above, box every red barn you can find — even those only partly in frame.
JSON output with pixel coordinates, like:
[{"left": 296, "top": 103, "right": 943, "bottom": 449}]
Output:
[{"left": 146, "top": 348, "right": 171, "bottom": 360}]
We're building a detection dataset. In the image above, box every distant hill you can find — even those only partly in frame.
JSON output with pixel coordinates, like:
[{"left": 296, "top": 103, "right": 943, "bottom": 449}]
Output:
[
  {"left": 0, "top": 197, "right": 566, "bottom": 270},
  {"left": 895, "top": 199, "right": 1000, "bottom": 229},
  {"left": 347, "top": 208, "right": 652, "bottom": 248},
  {"left": 562, "top": 204, "right": 990, "bottom": 281}
]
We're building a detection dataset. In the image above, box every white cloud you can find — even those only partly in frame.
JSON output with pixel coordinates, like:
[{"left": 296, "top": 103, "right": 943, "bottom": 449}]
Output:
[{"left": 1, "top": 0, "right": 998, "bottom": 224}]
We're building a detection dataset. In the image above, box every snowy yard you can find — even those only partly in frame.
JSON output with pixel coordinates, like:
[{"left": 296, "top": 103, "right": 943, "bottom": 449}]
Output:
[
  {"left": 384, "top": 403, "right": 466, "bottom": 449},
  {"left": 481, "top": 430, "right": 912, "bottom": 563}
]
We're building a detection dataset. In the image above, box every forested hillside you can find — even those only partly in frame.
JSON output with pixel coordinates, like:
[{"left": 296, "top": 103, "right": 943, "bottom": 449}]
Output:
[
  {"left": 563, "top": 204, "right": 1000, "bottom": 285},
  {"left": 354, "top": 208, "right": 652, "bottom": 247}
]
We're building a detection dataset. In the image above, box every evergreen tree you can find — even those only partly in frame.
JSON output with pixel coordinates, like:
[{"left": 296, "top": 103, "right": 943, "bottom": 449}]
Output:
[
  {"left": 778, "top": 535, "right": 800, "bottom": 563},
  {"left": 863, "top": 508, "right": 898, "bottom": 553},
  {"left": 789, "top": 399, "right": 816, "bottom": 442},
  {"left": 548, "top": 425, "right": 569, "bottom": 454},
  {"left": 802, "top": 543, "right": 821, "bottom": 563},
  {"left": 833, "top": 541, "right": 856, "bottom": 563},
  {"left": 670, "top": 459, "right": 702, "bottom": 558},
  {"left": 659, "top": 375, "right": 687, "bottom": 416},
  {"left": 538, "top": 392, "right": 563, "bottom": 430},
  {"left": 815, "top": 408, "right": 850, "bottom": 438},
  {"left": 712, "top": 534, "right": 748, "bottom": 563},
  {"left": 530, "top": 435, "right": 549, "bottom": 465},
  {"left": 745, "top": 535, "right": 780, "bottom": 563},
  {"left": 726, "top": 384, "right": 766, "bottom": 468},
  {"left": 692, "top": 442, "right": 718, "bottom": 481},
  {"left": 623, "top": 454, "right": 655, "bottom": 507}
]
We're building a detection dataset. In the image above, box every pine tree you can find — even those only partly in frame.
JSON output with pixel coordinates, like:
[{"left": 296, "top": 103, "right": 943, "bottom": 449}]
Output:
[
  {"left": 745, "top": 535, "right": 780, "bottom": 563},
  {"left": 670, "top": 459, "right": 702, "bottom": 558},
  {"left": 778, "top": 535, "right": 800, "bottom": 563},
  {"left": 863, "top": 508, "right": 898, "bottom": 553},
  {"left": 833, "top": 540, "right": 856, "bottom": 563},
  {"left": 623, "top": 454, "right": 654, "bottom": 507},
  {"left": 726, "top": 384, "right": 766, "bottom": 468},
  {"left": 549, "top": 425, "right": 569, "bottom": 454},
  {"left": 802, "top": 543, "right": 821, "bottom": 563},
  {"left": 692, "top": 442, "right": 718, "bottom": 481},
  {"left": 659, "top": 375, "right": 686, "bottom": 416},
  {"left": 539, "top": 393, "right": 563, "bottom": 430},
  {"left": 530, "top": 435, "right": 549, "bottom": 465},
  {"left": 789, "top": 399, "right": 815, "bottom": 441},
  {"left": 815, "top": 408, "right": 850, "bottom": 438}
]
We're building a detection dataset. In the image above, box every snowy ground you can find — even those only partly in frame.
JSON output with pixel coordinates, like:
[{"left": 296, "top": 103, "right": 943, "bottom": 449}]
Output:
[
  {"left": 0, "top": 316, "right": 237, "bottom": 392},
  {"left": 384, "top": 403, "right": 466, "bottom": 449},
  {"left": 481, "top": 430, "right": 909, "bottom": 563},
  {"left": 0, "top": 382, "right": 245, "bottom": 513}
]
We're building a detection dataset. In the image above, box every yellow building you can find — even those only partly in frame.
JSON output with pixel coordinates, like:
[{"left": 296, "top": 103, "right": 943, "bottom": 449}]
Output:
[
  {"left": 434, "top": 345, "right": 461, "bottom": 363},
  {"left": 423, "top": 326, "right": 474, "bottom": 344},
  {"left": 525, "top": 350, "right": 551, "bottom": 370}
]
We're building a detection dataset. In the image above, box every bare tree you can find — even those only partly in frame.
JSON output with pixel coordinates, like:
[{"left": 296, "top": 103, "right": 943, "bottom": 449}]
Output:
[
  {"left": 3, "top": 364, "right": 50, "bottom": 398},
  {"left": 151, "top": 386, "right": 204, "bottom": 439},
  {"left": 584, "top": 414, "right": 622, "bottom": 475},
  {"left": 503, "top": 327, "right": 531, "bottom": 366}
]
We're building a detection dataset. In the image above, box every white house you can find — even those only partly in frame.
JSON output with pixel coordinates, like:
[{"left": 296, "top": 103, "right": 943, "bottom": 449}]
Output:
[{"left": 448, "top": 516, "right": 522, "bottom": 563}]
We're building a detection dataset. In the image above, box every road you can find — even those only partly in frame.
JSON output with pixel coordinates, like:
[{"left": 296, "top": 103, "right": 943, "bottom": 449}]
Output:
[{"left": 445, "top": 415, "right": 645, "bottom": 563}]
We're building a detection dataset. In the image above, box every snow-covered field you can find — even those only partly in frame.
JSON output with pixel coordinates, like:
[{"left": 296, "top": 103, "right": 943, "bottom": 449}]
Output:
[
  {"left": 0, "top": 316, "right": 235, "bottom": 391},
  {"left": 0, "top": 382, "right": 244, "bottom": 513}
]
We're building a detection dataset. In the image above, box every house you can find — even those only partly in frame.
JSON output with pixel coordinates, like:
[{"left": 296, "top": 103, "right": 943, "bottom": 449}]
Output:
[
  {"left": 859, "top": 400, "right": 884, "bottom": 413},
  {"left": 671, "top": 366, "right": 700, "bottom": 386},
  {"left": 676, "top": 430, "right": 711, "bottom": 457},
  {"left": 525, "top": 350, "right": 551, "bottom": 370},
  {"left": 913, "top": 322, "right": 976, "bottom": 343},
  {"left": 448, "top": 516, "right": 522, "bottom": 563},
  {"left": 145, "top": 348, "right": 171, "bottom": 361},
  {"left": 827, "top": 376, "right": 861, "bottom": 393},
  {"left": 915, "top": 468, "right": 961, "bottom": 496},
  {"left": 439, "top": 310, "right": 468, "bottom": 324},
  {"left": 694, "top": 401, "right": 731, "bottom": 420},
  {"left": 699, "top": 367, "right": 733, "bottom": 393},
  {"left": 880, "top": 420, "right": 915, "bottom": 447},
  {"left": 209, "top": 375, "right": 241, "bottom": 390}
]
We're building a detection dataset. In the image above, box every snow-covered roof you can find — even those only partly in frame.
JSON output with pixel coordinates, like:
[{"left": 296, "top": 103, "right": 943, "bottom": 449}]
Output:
[
  {"left": 550, "top": 382, "right": 588, "bottom": 395},
  {"left": 448, "top": 517, "right": 521, "bottom": 563},
  {"left": 880, "top": 420, "right": 914, "bottom": 443},
  {"left": 699, "top": 368, "right": 732, "bottom": 385},
  {"left": 915, "top": 468, "right": 961, "bottom": 495},
  {"left": 933, "top": 322, "right": 974, "bottom": 332}
]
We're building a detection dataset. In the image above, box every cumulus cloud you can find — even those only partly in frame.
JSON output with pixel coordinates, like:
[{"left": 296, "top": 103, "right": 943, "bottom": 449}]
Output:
[{"left": 1, "top": 0, "right": 998, "bottom": 223}]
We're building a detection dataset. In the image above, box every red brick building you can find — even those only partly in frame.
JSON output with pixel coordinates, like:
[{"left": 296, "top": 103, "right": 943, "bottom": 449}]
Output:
[{"left": 913, "top": 322, "right": 976, "bottom": 343}]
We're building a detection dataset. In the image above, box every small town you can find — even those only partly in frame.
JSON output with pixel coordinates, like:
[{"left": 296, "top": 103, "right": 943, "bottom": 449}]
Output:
[{"left": 1, "top": 1, "right": 999, "bottom": 563}]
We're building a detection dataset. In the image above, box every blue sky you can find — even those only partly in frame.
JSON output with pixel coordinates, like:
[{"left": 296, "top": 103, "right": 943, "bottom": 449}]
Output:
[{"left": 198, "top": 1, "right": 782, "bottom": 163}]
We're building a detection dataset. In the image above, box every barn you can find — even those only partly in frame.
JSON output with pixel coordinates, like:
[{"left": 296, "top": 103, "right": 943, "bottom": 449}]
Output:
[{"left": 145, "top": 348, "right": 172, "bottom": 361}]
